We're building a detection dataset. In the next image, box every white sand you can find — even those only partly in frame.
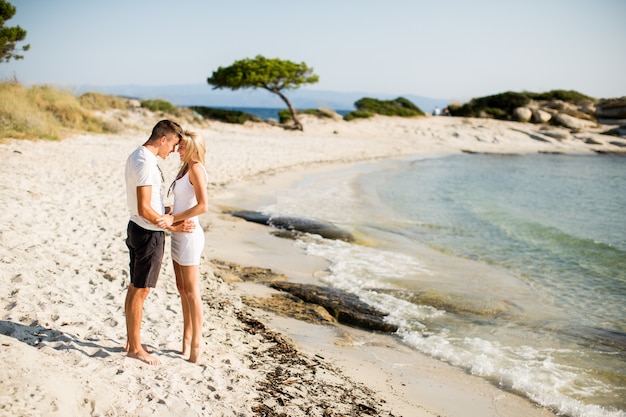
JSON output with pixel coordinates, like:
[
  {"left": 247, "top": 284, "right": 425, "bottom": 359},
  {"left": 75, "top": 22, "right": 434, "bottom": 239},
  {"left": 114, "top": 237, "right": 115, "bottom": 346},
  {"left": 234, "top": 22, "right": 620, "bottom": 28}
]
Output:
[{"left": 0, "top": 111, "right": 619, "bottom": 416}]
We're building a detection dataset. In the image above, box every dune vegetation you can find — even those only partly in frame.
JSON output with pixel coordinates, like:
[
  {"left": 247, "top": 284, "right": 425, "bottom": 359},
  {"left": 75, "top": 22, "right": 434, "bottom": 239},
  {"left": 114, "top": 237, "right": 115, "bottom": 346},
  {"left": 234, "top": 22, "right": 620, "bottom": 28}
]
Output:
[
  {"left": 0, "top": 80, "right": 128, "bottom": 140},
  {"left": 0, "top": 81, "right": 208, "bottom": 140}
]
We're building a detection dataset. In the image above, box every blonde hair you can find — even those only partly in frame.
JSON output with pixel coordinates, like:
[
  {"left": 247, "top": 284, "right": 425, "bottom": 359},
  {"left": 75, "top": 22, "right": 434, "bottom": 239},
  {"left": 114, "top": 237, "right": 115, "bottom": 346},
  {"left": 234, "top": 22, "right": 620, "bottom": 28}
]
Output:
[{"left": 169, "top": 130, "right": 206, "bottom": 196}]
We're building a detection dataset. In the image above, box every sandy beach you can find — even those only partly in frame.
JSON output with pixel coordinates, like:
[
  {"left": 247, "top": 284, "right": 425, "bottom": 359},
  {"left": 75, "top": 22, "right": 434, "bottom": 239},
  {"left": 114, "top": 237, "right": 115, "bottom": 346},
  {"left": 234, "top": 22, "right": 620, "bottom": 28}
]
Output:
[{"left": 0, "top": 111, "right": 622, "bottom": 417}]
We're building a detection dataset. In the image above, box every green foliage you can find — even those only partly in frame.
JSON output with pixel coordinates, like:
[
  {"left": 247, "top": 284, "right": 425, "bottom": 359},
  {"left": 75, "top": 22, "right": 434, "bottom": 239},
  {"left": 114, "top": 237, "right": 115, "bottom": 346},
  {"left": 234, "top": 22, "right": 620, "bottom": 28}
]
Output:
[
  {"left": 526, "top": 89, "right": 595, "bottom": 102},
  {"left": 343, "top": 110, "right": 374, "bottom": 121},
  {"left": 343, "top": 97, "right": 424, "bottom": 121},
  {"left": 190, "top": 106, "right": 261, "bottom": 124},
  {"left": 465, "top": 91, "right": 530, "bottom": 119},
  {"left": 207, "top": 55, "right": 319, "bottom": 92},
  {"left": 0, "top": 0, "right": 29, "bottom": 63},
  {"left": 140, "top": 99, "right": 177, "bottom": 113},
  {"left": 207, "top": 55, "right": 319, "bottom": 130}
]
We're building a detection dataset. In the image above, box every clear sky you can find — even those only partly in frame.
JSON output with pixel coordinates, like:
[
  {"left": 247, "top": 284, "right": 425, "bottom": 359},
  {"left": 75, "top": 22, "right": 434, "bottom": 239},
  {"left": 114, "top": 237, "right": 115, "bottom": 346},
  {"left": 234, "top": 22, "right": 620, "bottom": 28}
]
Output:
[{"left": 2, "top": 0, "right": 625, "bottom": 102}]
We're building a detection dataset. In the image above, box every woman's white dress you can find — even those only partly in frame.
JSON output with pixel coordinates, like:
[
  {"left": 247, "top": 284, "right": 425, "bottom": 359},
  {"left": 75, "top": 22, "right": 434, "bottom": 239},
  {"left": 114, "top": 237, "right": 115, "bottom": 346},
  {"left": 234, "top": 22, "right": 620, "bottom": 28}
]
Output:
[{"left": 171, "top": 165, "right": 206, "bottom": 266}]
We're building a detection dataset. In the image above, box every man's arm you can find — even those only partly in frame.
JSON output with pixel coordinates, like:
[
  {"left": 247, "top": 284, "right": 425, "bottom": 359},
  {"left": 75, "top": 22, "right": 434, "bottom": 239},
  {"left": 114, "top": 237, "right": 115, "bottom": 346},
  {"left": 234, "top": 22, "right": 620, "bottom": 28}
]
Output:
[{"left": 136, "top": 185, "right": 161, "bottom": 226}]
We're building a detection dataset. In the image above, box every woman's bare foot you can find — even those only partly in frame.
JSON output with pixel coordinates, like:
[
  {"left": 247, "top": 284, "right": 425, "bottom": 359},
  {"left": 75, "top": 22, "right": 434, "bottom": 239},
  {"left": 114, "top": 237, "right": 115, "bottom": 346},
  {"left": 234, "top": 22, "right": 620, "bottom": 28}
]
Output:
[
  {"left": 188, "top": 343, "right": 203, "bottom": 364},
  {"left": 127, "top": 349, "right": 161, "bottom": 366},
  {"left": 181, "top": 338, "right": 191, "bottom": 357}
]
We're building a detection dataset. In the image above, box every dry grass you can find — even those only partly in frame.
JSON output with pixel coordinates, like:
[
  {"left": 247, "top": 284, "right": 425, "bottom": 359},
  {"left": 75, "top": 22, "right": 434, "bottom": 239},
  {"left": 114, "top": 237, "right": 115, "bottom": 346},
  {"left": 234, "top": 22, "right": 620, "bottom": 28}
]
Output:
[
  {"left": 1, "top": 81, "right": 131, "bottom": 140},
  {"left": 1, "top": 81, "right": 208, "bottom": 141}
]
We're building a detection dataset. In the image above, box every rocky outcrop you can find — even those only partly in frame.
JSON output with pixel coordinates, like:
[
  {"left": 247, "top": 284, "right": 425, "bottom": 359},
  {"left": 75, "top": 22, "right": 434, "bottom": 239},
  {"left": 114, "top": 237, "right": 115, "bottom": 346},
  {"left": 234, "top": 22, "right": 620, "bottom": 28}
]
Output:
[
  {"left": 269, "top": 282, "right": 398, "bottom": 333},
  {"left": 596, "top": 97, "right": 626, "bottom": 121},
  {"left": 525, "top": 96, "right": 626, "bottom": 133},
  {"left": 210, "top": 258, "right": 396, "bottom": 332},
  {"left": 228, "top": 210, "right": 355, "bottom": 242},
  {"left": 515, "top": 99, "right": 600, "bottom": 130}
]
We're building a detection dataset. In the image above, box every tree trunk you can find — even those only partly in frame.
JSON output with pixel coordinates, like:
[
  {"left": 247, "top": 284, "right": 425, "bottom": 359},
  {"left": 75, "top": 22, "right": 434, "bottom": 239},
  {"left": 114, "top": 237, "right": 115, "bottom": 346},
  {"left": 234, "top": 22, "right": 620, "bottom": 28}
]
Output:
[{"left": 272, "top": 89, "right": 303, "bottom": 131}]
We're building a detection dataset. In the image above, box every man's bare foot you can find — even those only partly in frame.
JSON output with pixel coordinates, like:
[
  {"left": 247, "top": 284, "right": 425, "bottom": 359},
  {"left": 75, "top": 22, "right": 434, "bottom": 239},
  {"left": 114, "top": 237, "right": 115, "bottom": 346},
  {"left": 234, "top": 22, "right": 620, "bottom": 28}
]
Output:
[
  {"left": 188, "top": 344, "right": 203, "bottom": 364},
  {"left": 127, "top": 349, "right": 161, "bottom": 366},
  {"left": 125, "top": 342, "right": 153, "bottom": 353}
]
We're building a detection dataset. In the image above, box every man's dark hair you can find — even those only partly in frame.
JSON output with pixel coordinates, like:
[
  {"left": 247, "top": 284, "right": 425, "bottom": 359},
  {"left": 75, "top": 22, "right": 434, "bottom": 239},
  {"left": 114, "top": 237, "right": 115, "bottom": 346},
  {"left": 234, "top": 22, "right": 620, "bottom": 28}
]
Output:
[{"left": 148, "top": 120, "right": 183, "bottom": 142}]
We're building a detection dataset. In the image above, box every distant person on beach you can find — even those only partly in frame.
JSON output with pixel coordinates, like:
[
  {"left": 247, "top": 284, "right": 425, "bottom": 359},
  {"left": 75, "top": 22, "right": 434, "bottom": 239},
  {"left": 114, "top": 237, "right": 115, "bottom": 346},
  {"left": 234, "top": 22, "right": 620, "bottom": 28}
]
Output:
[
  {"left": 433, "top": 106, "right": 441, "bottom": 116},
  {"left": 157, "top": 130, "right": 208, "bottom": 363},
  {"left": 124, "top": 119, "right": 192, "bottom": 365}
]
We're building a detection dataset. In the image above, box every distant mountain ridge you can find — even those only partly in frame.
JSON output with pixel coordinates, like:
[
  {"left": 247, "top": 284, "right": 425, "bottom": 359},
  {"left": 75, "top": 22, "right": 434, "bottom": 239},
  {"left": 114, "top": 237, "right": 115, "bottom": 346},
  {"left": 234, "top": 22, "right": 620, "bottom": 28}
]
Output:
[{"left": 73, "top": 83, "right": 450, "bottom": 114}]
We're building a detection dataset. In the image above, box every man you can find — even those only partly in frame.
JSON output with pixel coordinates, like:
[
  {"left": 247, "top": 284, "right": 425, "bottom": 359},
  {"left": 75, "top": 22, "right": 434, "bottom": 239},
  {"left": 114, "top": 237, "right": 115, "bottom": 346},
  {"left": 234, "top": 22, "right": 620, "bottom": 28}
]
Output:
[{"left": 124, "top": 119, "right": 192, "bottom": 365}]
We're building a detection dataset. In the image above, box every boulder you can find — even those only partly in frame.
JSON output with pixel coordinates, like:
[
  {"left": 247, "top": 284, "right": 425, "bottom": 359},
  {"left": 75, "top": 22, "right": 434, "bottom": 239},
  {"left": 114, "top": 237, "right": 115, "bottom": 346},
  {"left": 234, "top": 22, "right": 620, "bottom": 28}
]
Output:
[
  {"left": 532, "top": 109, "right": 552, "bottom": 124},
  {"left": 596, "top": 97, "right": 626, "bottom": 119},
  {"left": 513, "top": 107, "right": 532, "bottom": 122},
  {"left": 553, "top": 113, "right": 597, "bottom": 130},
  {"left": 269, "top": 282, "right": 398, "bottom": 333}
]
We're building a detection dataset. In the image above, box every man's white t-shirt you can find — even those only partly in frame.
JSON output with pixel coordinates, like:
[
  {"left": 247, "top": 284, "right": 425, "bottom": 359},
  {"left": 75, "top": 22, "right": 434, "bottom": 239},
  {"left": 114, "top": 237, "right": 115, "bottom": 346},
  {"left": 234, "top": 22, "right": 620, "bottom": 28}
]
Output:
[{"left": 125, "top": 145, "right": 164, "bottom": 231}]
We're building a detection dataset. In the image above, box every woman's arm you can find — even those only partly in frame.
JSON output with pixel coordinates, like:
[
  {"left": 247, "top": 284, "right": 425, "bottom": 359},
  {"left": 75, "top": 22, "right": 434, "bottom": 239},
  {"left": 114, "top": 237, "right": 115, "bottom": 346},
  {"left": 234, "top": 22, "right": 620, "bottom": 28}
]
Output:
[{"left": 159, "top": 163, "right": 208, "bottom": 227}]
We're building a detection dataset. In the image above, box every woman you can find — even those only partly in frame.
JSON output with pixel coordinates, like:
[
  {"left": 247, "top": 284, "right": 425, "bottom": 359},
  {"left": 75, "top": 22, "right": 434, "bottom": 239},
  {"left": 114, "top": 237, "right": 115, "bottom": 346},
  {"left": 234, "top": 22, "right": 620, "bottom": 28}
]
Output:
[{"left": 158, "top": 130, "right": 208, "bottom": 363}]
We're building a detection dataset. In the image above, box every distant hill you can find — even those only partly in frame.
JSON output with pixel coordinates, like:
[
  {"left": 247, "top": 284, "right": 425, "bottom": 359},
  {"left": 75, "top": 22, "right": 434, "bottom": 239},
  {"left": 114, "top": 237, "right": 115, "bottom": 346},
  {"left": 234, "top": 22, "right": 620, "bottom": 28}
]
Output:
[{"left": 72, "top": 83, "right": 450, "bottom": 114}]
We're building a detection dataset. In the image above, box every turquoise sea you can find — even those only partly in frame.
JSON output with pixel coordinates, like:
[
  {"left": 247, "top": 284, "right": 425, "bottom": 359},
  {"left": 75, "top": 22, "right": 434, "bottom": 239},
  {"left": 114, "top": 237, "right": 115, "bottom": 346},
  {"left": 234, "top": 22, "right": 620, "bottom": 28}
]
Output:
[{"left": 257, "top": 153, "right": 626, "bottom": 417}]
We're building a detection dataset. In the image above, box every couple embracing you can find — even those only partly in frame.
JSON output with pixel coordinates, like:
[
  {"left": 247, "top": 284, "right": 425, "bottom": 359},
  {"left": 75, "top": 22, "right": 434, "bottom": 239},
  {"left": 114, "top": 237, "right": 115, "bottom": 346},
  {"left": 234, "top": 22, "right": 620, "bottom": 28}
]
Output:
[{"left": 124, "top": 119, "right": 208, "bottom": 365}]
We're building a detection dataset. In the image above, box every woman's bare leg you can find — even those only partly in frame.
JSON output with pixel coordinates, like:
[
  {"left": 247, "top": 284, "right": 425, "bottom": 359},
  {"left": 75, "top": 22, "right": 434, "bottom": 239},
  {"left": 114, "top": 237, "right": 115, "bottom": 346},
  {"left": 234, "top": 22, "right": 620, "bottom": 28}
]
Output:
[
  {"left": 174, "top": 260, "right": 192, "bottom": 357},
  {"left": 179, "top": 264, "right": 203, "bottom": 363}
]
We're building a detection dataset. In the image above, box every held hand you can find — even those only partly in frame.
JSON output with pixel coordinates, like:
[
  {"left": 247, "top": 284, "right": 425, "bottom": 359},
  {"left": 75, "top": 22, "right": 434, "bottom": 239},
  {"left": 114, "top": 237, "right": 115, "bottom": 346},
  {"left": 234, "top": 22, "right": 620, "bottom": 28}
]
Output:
[
  {"left": 156, "top": 214, "right": 174, "bottom": 229},
  {"left": 180, "top": 219, "right": 196, "bottom": 233},
  {"left": 169, "top": 219, "right": 196, "bottom": 233}
]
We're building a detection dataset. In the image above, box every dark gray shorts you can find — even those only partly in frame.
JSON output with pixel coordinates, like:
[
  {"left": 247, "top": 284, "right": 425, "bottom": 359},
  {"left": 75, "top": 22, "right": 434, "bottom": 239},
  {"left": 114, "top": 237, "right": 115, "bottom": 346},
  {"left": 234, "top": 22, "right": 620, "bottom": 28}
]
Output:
[{"left": 126, "top": 221, "right": 165, "bottom": 288}]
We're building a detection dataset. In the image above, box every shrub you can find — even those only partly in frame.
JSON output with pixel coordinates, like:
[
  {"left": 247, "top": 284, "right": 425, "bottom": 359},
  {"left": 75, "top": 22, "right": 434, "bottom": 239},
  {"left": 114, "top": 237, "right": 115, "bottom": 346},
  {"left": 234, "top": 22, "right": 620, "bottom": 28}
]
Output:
[
  {"left": 189, "top": 106, "right": 261, "bottom": 124},
  {"left": 343, "top": 97, "right": 423, "bottom": 121},
  {"left": 140, "top": 99, "right": 177, "bottom": 113},
  {"left": 355, "top": 97, "right": 424, "bottom": 117},
  {"left": 343, "top": 110, "right": 374, "bottom": 121}
]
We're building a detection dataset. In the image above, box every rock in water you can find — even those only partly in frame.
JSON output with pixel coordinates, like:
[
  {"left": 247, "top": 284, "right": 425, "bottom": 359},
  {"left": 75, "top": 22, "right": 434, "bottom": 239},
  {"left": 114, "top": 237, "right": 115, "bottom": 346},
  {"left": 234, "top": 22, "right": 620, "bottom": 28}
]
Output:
[
  {"left": 230, "top": 210, "right": 355, "bottom": 242},
  {"left": 269, "top": 282, "right": 398, "bottom": 333}
]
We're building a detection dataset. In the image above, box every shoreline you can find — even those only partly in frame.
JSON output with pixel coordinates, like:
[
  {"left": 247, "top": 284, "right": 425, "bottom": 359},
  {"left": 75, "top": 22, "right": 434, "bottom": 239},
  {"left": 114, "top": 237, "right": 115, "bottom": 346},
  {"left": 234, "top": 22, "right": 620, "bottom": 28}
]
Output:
[
  {"left": 207, "top": 155, "right": 560, "bottom": 417},
  {"left": 1, "top": 113, "right": 623, "bottom": 416}
]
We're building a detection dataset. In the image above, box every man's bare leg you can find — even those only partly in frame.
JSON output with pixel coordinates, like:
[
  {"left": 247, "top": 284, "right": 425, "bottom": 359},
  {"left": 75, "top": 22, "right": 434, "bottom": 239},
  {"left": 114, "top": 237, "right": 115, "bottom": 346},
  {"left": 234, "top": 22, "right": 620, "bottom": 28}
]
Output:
[
  {"left": 124, "top": 284, "right": 153, "bottom": 353},
  {"left": 125, "top": 284, "right": 160, "bottom": 365}
]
